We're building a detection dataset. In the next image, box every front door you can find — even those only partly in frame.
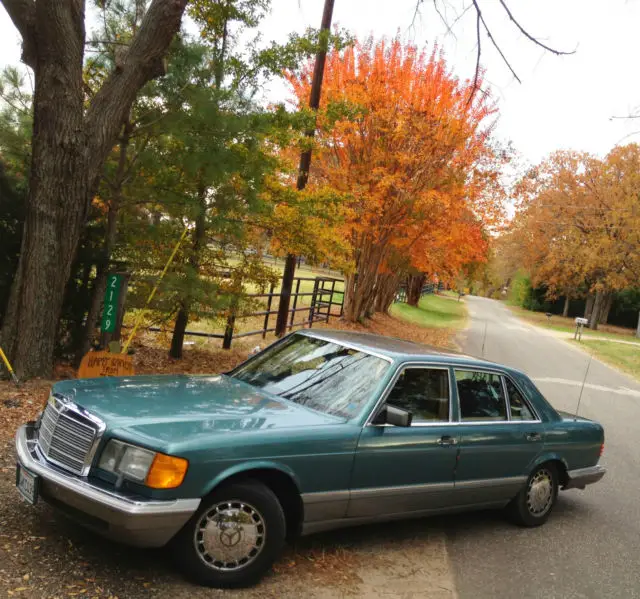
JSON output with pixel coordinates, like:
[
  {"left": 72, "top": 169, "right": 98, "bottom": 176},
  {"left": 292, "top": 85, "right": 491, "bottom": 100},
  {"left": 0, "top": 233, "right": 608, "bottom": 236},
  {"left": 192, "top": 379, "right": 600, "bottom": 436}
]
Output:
[
  {"left": 453, "top": 369, "right": 544, "bottom": 506},
  {"left": 347, "top": 366, "right": 459, "bottom": 518}
]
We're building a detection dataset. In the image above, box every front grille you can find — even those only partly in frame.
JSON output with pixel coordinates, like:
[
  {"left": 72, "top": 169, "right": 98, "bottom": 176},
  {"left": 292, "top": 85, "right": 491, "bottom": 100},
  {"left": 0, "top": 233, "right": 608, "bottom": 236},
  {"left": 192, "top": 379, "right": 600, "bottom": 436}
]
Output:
[{"left": 37, "top": 395, "right": 100, "bottom": 476}]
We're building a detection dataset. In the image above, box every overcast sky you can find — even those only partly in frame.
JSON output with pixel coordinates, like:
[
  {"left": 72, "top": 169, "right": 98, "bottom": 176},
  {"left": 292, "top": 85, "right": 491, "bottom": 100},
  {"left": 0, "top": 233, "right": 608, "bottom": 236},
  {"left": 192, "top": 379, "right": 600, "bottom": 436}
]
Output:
[{"left": 2, "top": 0, "right": 640, "bottom": 168}]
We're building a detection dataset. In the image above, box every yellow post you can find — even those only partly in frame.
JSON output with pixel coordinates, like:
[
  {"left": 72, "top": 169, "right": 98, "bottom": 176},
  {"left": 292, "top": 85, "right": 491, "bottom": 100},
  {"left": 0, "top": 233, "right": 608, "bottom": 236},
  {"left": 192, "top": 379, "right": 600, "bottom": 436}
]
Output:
[
  {"left": 121, "top": 225, "right": 190, "bottom": 354},
  {"left": 0, "top": 346, "right": 19, "bottom": 385}
]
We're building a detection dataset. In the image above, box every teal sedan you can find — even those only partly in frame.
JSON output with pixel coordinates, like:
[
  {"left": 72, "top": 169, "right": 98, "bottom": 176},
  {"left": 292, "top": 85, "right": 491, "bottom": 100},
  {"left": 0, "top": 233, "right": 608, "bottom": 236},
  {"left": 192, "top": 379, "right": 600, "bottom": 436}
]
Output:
[{"left": 15, "top": 330, "right": 605, "bottom": 588}]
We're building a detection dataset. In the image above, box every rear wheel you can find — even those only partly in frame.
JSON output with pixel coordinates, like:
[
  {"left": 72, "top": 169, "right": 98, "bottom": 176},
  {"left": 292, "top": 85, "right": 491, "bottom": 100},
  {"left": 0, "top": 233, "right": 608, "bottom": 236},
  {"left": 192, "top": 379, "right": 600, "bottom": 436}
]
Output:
[
  {"left": 507, "top": 463, "right": 558, "bottom": 527},
  {"left": 173, "top": 480, "right": 286, "bottom": 588}
]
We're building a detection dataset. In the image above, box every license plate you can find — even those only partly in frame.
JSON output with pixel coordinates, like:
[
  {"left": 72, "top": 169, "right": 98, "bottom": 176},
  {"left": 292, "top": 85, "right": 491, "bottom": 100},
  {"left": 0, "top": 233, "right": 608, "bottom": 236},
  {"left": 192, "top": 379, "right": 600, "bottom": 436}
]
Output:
[{"left": 16, "top": 464, "right": 38, "bottom": 505}]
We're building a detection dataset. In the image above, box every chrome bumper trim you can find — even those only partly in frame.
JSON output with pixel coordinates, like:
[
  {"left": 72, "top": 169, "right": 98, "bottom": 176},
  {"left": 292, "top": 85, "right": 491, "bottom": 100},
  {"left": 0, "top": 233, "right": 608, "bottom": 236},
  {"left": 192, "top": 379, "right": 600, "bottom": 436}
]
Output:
[
  {"left": 563, "top": 465, "right": 606, "bottom": 490},
  {"left": 15, "top": 424, "right": 200, "bottom": 547}
]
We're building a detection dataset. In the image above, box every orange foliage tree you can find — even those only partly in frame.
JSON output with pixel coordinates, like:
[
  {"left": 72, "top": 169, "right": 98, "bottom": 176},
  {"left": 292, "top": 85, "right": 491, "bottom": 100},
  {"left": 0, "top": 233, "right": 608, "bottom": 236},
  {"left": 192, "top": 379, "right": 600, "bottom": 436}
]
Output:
[
  {"left": 513, "top": 145, "right": 640, "bottom": 328},
  {"left": 288, "top": 37, "right": 504, "bottom": 322}
]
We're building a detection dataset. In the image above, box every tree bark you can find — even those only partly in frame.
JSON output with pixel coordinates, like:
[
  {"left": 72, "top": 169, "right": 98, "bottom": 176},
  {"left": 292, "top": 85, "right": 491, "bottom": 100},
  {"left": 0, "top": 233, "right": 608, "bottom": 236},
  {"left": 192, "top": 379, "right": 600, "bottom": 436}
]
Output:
[
  {"left": 584, "top": 294, "right": 595, "bottom": 320},
  {"left": 374, "top": 273, "right": 401, "bottom": 314},
  {"left": 599, "top": 292, "right": 614, "bottom": 325},
  {"left": 588, "top": 290, "right": 604, "bottom": 331},
  {"left": 342, "top": 240, "right": 386, "bottom": 323},
  {"left": 0, "top": 0, "right": 188, "bottom": 378},
  {"left": 562, "top": 296, "right": 570, "bottom": 318},
  {"left": 406, "top": 274, "right": 427, "bottom": 307}
]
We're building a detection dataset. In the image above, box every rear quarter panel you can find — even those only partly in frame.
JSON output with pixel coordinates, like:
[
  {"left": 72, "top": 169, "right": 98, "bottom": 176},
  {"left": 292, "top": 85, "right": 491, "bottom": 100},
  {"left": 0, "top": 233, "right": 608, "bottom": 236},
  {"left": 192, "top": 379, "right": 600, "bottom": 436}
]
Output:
[{"left": 543, "top": 419, "right": 604, "bottom": 471}]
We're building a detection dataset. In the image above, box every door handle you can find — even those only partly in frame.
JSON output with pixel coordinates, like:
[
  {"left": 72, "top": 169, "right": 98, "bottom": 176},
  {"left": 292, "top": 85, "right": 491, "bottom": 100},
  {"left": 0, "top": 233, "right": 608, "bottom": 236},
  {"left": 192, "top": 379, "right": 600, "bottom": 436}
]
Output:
[
  {"left": 525, "top": 432, "right": 541, "bottom": 442},
  {"left": 437, "top": 435, "right": 458, "bottom": 447}
]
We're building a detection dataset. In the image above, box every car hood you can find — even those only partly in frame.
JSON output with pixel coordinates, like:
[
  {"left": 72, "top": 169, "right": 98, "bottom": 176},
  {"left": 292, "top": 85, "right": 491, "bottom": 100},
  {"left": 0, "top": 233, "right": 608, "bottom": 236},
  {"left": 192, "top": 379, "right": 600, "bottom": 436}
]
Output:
[{"left": 52, "top": 374, "right": 342, "bottom": 449}]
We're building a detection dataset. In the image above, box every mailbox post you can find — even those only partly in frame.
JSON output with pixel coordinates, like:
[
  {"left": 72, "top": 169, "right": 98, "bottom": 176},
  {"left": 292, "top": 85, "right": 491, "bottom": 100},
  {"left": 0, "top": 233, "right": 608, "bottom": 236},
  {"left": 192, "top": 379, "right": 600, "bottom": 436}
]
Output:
[{"left": 574, "top": 317, "right": 588, "bottom": 341}]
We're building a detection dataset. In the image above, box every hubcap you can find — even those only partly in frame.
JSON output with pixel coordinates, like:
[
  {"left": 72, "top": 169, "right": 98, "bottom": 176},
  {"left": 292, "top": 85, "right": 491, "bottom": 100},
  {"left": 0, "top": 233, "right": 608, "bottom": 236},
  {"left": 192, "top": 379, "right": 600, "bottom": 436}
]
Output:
[
  {"left": 527, "top": 469, "right": 554, "bottom": 516},
  {"left": 194, "top": 501, "right": 266, "bottom": 571}
]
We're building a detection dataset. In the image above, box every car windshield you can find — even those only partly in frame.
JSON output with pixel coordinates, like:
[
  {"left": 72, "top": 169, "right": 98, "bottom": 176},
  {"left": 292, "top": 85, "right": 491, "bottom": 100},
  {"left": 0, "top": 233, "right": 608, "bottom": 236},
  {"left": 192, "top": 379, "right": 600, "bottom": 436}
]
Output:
[{"left": 231, "top": 334, "right": 390, "bottom": 419}]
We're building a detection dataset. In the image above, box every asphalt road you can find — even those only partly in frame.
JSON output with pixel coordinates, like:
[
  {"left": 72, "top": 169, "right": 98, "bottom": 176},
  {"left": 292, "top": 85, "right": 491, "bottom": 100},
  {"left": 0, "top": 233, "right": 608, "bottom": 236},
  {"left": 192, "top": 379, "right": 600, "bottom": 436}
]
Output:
[{"left": 445, "top": 296, "right": 640, "bottom": 599}]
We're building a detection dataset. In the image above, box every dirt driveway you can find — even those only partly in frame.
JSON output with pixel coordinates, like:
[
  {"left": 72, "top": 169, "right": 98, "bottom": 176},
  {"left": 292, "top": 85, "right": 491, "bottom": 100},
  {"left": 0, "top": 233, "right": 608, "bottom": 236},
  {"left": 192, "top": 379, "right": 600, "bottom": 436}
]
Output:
[{"left": 0, "top": 381, "right": 456, "bottom": 599}]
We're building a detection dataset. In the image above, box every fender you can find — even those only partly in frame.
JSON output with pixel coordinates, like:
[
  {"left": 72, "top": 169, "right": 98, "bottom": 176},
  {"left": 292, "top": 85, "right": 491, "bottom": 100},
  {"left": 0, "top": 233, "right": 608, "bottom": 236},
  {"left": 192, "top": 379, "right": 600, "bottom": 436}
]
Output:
[
  {"left": 530, "top": 451, "right": 569, "bottom": 475},
  {"left": 201, "top": 459, "right": 301, "bottom": 497}
]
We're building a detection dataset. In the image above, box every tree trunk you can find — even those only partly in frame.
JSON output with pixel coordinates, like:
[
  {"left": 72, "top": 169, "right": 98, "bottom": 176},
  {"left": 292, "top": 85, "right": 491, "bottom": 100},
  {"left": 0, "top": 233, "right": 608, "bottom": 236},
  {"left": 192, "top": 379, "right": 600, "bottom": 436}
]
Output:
[
  {"left": 0, "top": 0, "right": 188, "bottom": 378},
  {"left": 406, "top": 274, "right": 426, "bottom": 307},
  {"left": 562, "top": 296, "right": 570, "bottom": 318},
  {"left": 342, "top": 240, "right": 385, "bottom": 323},
  {"left": 0, "top": 1, "right": 89, "bottom": 378},
  {"left": 599, "top": 293, "right": 614, "bottom": 325},
  {"left": 169, "top": 303, "right": 189, "bottom": 359},
  {"left": 636, "top": 311, "right": 640, "bottom": 339},
  {"left": 588, "top": 290, "right": 604, "bottom": 331},
  {"left": 374, "top": 273, "right": 401, "bottom": 313},
  {"left": 169, "top": 185, "right": 207, "bottom": 359},
  {"left": 584, "top": 294, "right": 595, "bottom": 320}
]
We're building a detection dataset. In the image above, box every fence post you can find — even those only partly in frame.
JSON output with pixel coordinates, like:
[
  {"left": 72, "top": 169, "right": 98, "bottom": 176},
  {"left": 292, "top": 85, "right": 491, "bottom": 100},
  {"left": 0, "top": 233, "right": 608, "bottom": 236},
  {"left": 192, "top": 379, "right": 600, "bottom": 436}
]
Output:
[
  {"left": 328, "top": 279, "right": 337, "bottom": 323},
  {"left": 289, "top": 278, "right": 301, "bottom": 331},
  {"left": 262, "top": 282, "right": 275, "bottom": 339},
  {"left": 309, "top": 279, "right": 320, "bottom": 328},
  {"left": 223, "top": 304, "right": 237, "bottom": 349}
]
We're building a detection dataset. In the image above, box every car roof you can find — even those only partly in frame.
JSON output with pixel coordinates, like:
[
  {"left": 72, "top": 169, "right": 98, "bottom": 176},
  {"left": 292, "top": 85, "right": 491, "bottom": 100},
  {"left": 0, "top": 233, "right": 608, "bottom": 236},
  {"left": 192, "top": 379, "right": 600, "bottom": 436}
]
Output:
[{"left": 297, "top": 329, "right": 506, "bottom": 370}]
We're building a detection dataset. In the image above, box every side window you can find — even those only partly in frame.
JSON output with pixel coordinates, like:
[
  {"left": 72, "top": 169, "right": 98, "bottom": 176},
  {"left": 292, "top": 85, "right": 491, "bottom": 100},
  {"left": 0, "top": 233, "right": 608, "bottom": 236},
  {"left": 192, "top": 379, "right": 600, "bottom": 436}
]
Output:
[
  {"left": 455, "top": 370, "right": 506, "bottom": 421},
  {"left": 505, "top": 377, "right": 535, "bottom": 421},
  {"left": 386, "top": 368, "right": 450, "bottom": 422}
]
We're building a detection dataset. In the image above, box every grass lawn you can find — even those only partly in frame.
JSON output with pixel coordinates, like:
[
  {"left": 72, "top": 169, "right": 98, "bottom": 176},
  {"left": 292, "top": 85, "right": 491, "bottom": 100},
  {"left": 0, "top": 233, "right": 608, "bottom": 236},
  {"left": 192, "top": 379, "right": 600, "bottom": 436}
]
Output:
[
  {"left": 390, "top": 293, "right": 467, "bottom": 329},
  {"left": 572, "top": 339, "right": 640, "bottom": 380},
  {"left": 508, "top": 305, "right": 639, "bottom": 342}
]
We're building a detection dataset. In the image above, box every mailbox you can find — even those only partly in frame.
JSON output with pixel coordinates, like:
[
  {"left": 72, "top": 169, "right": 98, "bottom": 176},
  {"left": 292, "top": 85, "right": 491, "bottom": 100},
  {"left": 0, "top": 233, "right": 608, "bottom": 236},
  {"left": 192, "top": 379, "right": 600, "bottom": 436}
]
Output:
[{"left": 574, "top": 317, "right": 588, "bottom": 341}]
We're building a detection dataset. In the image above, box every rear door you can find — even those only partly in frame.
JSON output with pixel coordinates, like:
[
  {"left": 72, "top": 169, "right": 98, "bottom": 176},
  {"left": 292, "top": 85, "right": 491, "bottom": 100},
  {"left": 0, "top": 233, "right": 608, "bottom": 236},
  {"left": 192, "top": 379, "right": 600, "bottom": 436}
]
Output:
[
  {"left": 347, "top": 365, "right": 459, "bottom": 518},
  {"left": 453, "top": 369, "right": 544, "bottom": 506}
]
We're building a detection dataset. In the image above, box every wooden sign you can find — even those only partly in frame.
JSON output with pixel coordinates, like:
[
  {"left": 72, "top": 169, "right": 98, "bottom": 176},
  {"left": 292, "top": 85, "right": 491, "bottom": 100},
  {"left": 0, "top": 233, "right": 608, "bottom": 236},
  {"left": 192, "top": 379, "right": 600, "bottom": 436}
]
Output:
[{"left": 77, "top": 351, "right": 135, "bottom": 379}]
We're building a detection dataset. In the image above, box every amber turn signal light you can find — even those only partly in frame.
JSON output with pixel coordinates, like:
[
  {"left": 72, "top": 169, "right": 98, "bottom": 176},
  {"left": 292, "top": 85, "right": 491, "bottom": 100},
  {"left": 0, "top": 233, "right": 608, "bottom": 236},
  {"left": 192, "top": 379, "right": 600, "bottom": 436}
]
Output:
[
  {"left": 599, "top": 443, "right": 605, "bottom": 457},
  {"left": 145, "top": 453, "right": 188, "bottom": 489}
]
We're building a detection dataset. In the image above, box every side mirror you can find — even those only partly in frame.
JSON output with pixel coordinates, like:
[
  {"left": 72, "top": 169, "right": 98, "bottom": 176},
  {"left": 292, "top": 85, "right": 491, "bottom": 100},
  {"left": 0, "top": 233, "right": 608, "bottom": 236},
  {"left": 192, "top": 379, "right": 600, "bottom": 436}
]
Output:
[{"left": 374, "top": 405, "right": 412, "bottom": 427}]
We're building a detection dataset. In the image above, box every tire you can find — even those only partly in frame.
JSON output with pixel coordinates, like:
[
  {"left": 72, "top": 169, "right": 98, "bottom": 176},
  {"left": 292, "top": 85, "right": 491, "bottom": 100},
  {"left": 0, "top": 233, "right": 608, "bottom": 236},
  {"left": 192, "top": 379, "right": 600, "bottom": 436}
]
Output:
[
  {"left": 172, "top": 480, "right": 286, "bottom": 588},
  {"left": 507, "top": 463, "right": 558, "bottom": 527}
]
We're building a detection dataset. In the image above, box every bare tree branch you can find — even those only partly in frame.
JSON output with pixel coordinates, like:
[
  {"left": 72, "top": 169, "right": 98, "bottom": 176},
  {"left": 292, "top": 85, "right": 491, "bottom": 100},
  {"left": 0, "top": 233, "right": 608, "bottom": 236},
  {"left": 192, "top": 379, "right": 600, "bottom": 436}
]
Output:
[
  {"left": 0, "top": 0, "right": 37, "bottom": 67},
  {"left": 468, "top": 8, "right": 481, "bottom": 104},
  {"left": 414, "top": 0, "right": 573, "bottom": 96},
  {"left": 472, "top": 0, "right": 521, "bottom": 84},
  {"left": 86, "top": 39, "right": 132, "bottom": 47},
  {"left": 497, "top": 0, "right": 575, "bottom": 56},
  {"left": 432, "top": 0, "right": 450, "bottom": 31}
]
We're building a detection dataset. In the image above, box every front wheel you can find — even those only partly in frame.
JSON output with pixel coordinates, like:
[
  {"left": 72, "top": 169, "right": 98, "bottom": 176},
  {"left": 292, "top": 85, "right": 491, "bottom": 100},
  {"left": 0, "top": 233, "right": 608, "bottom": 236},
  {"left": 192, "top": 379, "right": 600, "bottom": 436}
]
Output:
[
  {"left": 507, "top": 463, "right": 558, "bottom": 527},
  {"left": 173, "top": 480, "right": 286, "bottom": 588}
]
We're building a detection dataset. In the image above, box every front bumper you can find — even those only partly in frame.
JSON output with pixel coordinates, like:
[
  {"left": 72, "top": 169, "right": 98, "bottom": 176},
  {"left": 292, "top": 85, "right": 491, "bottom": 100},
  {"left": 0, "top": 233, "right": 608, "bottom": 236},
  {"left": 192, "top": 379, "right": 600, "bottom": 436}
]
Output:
[
  {"left": 15, "top": 424, "right": 200, "bottom": 547},
  {"left": 563, "top": 465, "right": 606, "bottom": 490}
]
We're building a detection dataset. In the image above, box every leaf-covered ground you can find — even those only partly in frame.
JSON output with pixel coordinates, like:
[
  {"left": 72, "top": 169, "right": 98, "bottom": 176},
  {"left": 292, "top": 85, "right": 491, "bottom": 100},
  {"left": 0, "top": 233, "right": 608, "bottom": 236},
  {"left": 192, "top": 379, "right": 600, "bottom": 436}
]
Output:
[{"left": 0, "top": 315, "right": 456, "bottom": 598}]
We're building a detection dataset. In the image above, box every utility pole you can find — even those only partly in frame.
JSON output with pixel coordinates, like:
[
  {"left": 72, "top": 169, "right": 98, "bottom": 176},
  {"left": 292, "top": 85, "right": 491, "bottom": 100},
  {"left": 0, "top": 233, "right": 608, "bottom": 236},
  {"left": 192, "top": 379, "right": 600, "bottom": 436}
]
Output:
[{"left": 274, "top": 0, "right": 335, "bottom": 337}]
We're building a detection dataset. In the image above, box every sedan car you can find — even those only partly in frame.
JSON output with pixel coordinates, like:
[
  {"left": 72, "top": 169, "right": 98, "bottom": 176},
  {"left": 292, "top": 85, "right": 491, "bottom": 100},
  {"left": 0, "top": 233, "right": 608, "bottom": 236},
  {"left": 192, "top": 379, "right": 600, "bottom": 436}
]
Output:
[{"left": 15, "top": 330, "right": 605, "bottom": 588}]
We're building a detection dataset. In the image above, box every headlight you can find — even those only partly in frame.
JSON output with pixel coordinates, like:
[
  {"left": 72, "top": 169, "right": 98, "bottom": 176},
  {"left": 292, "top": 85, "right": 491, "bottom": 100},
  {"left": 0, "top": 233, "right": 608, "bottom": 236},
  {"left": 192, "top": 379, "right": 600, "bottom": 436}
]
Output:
[{"left": 98, "top": 440, "right": 188, "bottom": 489}]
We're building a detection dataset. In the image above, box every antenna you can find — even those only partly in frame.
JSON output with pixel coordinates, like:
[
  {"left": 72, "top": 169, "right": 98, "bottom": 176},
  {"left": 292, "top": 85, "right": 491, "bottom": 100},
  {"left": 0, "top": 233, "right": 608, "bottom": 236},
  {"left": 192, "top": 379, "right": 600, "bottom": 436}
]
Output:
[
  {"left": 481, "top": 321, "right": 488, "bottom": 358},
  {"left": 574, "top": 353, "right": 593, "bottom": 420}
]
